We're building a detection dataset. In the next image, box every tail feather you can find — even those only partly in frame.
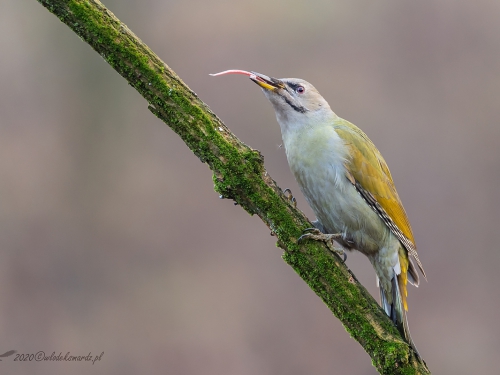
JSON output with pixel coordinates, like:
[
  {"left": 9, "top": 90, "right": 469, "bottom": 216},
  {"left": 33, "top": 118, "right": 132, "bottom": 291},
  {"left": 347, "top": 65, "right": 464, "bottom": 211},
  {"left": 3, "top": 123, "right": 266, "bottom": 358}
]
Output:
[
  {"left": 378, "top": 281, "right": 391, "bottom": 317},
  {"left": 379, "top": 271, "right": 420, "bottom": 358},
  {"left": 393, "top": 273, "right": 420, "bottom": 357}
]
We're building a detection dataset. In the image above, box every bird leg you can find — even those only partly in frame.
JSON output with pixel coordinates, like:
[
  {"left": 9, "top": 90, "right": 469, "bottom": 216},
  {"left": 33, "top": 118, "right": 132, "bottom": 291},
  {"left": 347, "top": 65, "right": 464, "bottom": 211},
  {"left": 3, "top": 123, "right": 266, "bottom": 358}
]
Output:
[
  {"left": 283, "top": 188, "right": 297, "bottom": 208},
  {"left": 298, "top": 228, "right": 347, "bottom": 262}
]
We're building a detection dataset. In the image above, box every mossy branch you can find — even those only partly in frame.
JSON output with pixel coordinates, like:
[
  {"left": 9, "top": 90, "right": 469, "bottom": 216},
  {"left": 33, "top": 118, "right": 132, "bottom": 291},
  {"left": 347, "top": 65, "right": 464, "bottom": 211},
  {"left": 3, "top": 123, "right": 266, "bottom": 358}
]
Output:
[{"left": 36, "top": 1, "right": 429, "bottom": 374}]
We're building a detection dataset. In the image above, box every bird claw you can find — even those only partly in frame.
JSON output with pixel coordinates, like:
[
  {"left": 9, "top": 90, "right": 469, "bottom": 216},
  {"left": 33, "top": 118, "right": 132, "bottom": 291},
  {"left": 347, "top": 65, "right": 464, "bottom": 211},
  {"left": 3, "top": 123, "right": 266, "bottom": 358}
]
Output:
[
  {"left": 297, "top": 227, "right": 320, "bottom": 241},
  {"left": 298, "top": 228, "right": 347, "bottom": 262},
  {"left": 283, "top": 188, "right": 297, "bottom": 208}
]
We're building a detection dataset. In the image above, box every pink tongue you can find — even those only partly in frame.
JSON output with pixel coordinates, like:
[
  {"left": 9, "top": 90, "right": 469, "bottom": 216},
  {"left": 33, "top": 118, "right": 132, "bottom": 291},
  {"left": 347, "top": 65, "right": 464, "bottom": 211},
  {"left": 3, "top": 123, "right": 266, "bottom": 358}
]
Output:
[{"left": 209, "top": 70, "right": 253, "bottom": 77}]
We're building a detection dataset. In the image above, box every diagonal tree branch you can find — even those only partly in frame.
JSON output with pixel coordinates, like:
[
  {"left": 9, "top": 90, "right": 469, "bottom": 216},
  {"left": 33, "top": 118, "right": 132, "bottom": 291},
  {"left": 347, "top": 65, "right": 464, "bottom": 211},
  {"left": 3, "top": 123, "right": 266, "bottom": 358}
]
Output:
[{"left": 36, "top": 1, "right": 429, "bottom": 374}]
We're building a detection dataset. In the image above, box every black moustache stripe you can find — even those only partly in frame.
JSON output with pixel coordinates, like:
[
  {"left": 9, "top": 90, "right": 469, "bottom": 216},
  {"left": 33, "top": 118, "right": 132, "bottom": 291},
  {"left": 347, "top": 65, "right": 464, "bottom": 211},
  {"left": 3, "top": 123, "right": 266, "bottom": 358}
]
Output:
[{"left": 281, "top": 94, "right": 308, "bottom": 113}]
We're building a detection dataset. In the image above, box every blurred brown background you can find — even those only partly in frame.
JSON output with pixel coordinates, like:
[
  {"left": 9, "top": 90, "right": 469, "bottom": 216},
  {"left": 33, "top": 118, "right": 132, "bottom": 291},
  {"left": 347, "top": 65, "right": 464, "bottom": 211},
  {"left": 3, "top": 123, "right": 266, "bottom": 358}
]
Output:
[{"left": 1, "top": 0, "right": 499, "bottom": 374}]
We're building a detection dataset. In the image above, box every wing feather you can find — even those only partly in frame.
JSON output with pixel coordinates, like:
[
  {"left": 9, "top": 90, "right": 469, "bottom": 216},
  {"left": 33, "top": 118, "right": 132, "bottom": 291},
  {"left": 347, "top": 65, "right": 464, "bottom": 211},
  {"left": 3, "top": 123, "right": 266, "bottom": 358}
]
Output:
[{"left": 333, "top": 118, "right": 426, "bottom": 278}]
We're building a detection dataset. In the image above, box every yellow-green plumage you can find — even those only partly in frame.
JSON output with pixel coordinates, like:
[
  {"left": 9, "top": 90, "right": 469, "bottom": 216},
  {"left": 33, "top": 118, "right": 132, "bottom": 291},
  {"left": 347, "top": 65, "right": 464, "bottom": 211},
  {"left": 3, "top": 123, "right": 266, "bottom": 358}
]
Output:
[
  {"left": 334, "top": 120, "right": 414, "bottom": 244},
  {"left": 333, "top": 119, "right": 426, "bottom": 309}
]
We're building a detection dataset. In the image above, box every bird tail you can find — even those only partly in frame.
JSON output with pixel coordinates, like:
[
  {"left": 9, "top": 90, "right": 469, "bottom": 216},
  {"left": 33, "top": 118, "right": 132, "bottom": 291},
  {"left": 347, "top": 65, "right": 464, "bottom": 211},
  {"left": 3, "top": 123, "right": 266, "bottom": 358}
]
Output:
[{"left": 379, "top": 271, "right": 420, "bottom": 358}]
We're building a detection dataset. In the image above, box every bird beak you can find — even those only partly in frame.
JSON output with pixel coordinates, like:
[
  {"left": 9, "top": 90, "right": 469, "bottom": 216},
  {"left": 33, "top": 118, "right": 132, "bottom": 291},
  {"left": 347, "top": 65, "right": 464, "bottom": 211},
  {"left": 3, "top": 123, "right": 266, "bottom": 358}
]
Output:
[{"left": 250, "top": 72, "right": 286, "bottom": 91}]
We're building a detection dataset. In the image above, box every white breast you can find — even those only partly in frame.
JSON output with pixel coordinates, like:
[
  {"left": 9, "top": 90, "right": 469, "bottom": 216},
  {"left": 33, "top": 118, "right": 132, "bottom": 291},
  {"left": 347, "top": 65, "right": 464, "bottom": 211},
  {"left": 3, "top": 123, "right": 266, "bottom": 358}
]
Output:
[{"left": 283, "top": 124, "right": 391, "bottom": 255}]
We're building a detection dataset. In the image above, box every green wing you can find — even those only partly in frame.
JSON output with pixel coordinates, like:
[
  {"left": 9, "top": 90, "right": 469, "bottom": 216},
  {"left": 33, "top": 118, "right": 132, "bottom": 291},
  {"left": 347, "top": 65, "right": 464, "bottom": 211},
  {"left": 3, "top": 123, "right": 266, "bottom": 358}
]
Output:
[{"left": 333, "top": 118, "right": 425, "bottom": 278}]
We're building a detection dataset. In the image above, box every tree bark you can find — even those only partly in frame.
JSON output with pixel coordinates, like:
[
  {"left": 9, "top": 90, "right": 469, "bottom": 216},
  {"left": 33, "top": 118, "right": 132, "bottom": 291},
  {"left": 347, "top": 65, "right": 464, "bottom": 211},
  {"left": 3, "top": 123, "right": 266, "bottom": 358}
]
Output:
[{"left": 36, "top": 1, "right": 430, "bottom": 374}]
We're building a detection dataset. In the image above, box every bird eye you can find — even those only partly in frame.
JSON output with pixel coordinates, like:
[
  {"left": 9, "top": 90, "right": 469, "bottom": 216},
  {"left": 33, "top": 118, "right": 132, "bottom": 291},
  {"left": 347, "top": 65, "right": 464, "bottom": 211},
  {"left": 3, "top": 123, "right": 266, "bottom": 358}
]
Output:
[{"left": 296, "top": 86, "right": 305, "bottom": 94}]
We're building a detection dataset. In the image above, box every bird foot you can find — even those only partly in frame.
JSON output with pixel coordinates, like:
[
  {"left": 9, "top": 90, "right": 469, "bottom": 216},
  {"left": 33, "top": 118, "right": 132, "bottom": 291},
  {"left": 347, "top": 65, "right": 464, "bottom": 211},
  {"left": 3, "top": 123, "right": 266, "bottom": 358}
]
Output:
[
  {"left": 283, "top": 188, "right": 297, "bottom": 208},
  {"left": 298, "top": 228, "right": 347, "bottom": 262}
]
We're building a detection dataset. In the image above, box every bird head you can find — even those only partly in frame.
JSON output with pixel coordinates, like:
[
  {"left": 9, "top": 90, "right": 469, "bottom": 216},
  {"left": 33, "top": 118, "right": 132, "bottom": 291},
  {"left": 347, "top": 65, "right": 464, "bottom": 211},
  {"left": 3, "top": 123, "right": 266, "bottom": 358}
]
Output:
[{"left": 249, "top": 72, "right": 335, "bottom": 134}]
